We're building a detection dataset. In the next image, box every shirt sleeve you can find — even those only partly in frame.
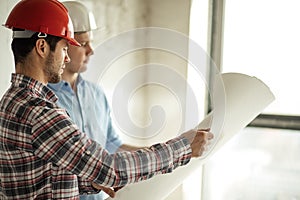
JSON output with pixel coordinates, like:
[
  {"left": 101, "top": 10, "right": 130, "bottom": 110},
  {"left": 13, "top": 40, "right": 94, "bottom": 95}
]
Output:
[
  {"left": 105, "top": 115, "right": 123, "bottom": 153},
  {"left": 96, "top": 85, "right": 123, "bottom": 153},
  {"left": 77, "top": 177, "right": 100, "bottom": 195},
  {"left": 31, "top": 106, "right": 192, "bottom": 188}
]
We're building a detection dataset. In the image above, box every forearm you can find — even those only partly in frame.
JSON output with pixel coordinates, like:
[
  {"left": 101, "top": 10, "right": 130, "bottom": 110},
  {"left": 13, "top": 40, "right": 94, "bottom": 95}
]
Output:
[
  {"left": 78, "top": 177, "right": 100, "bottom": 195},
  {"left": 92, "top": 136, "right": 192, "bottom": 187},
  {"left": 33, "top": 110, "right": 192, "bottom": 188}
]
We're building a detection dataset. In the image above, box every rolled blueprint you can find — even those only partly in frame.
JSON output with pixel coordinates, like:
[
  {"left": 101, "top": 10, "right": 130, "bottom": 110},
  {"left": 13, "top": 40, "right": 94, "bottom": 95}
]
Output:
[{"left": 107, "top": 72, "right": 275, "bottom": 200}]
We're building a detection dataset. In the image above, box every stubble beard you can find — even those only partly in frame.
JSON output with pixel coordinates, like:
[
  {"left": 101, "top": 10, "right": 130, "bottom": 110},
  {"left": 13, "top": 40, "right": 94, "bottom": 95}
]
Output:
[{"left": 44, "top": 53, "right": 62, "bottom": 84}]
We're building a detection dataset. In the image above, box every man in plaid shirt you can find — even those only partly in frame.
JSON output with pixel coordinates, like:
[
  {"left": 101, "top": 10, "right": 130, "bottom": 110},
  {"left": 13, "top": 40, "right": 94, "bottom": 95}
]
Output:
[{"left": 0, "top": 0, "right": 213, "bottom": 199}]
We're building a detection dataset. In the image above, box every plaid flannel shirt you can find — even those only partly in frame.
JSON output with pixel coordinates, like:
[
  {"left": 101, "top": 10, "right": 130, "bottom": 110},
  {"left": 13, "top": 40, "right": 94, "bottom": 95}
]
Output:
[{"left": 0, "top": 74, "right": 192, "bottom": 199}]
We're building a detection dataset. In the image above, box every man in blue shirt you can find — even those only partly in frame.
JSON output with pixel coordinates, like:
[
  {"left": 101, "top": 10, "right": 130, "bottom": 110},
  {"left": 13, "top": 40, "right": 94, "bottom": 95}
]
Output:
[{"left": 48, "top": 1, "right": 139, "bottom": 199}]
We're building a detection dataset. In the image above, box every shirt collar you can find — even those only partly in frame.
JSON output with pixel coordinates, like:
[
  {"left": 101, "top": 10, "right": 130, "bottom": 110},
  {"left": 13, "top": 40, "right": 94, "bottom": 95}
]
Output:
[
  {"left": 47, "top": 80, "right": 68, "bottom": 92},
  {"left": 77, "top": 74, "right": 84, "bottom": 84},
  {"left": 47, "top": 74, "right": 84, "bottom": 93},
  {"left": 11, "top": 73, "right": 58, "bottom": 102}
]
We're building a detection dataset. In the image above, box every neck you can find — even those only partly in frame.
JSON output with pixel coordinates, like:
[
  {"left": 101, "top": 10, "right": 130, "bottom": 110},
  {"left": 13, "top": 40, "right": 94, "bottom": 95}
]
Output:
[{"left": 15, "top": 55, "right": 47, "bottom": 85}]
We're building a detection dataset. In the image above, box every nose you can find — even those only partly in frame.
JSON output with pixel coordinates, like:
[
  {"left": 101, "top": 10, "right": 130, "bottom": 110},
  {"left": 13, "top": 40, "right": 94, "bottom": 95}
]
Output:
[{"left": 86, "top": 43, "right": 94, "bottom": 56}]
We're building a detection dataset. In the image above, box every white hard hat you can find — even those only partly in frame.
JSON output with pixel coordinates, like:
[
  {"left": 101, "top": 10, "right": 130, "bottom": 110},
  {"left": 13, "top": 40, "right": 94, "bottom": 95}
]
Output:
[{"left": 62, "top": 1, "right": 97, "bottom": 33}]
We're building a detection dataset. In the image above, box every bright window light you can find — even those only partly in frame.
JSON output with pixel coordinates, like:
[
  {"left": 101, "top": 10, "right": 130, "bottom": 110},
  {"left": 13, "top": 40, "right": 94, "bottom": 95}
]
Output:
[{"left": 222, "top": 0, "right": 300, "bottom": 116}]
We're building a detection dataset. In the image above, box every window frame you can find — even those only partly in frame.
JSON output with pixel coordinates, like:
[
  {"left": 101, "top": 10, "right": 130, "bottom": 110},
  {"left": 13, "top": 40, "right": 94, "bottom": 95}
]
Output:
[{"left": 206, "top": 0, "right": 299, "bottom": 131}]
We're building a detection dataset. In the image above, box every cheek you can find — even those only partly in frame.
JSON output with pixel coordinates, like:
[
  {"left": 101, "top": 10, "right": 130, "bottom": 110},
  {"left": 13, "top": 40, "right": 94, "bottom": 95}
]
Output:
[
  {"left": 69, "top": 49, "right": 85, "bottom": 63},
  {"left": 54, "top": 50, "right": 67, "bottom": 63}
]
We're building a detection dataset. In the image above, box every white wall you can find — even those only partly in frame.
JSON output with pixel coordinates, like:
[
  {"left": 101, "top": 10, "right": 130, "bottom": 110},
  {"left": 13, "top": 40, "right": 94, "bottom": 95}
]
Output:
[
  {"left": 0, "top": 1, "right": 19, "bottom": 97},
  {"left": 84, "top": 0, "right": 192, "bottom": 146}
]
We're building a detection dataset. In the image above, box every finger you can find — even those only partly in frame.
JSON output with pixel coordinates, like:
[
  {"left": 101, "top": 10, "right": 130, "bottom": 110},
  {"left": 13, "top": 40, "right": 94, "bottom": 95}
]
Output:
[
  {"left": 197, "top": 127, "right": 210, "bottom": 132},
  {"left": 195, "top": 146, "right": 206, "bottom": 157},
  {"left": 113, "top": 186, "right": 124, "bottom": 193},
  {"left": 196, "top": 128, "right": 210, "bottom": 134},
  {"left": 91, "top": 183, "right": 116, "bottom": 198},
  {"left": 207, "top": 132, "right": 214, "bottom": 140},
  {"left": 202, "top": 140, "right": 207, "bottom": 146},
  {"left": 91, "top": 182, "right": 102, "bottom": 190},
  {"left": 206, "top": 140, "right": 212, "bottom": 146},
  {"left": 195, "top": 131, "right": 210, "bottom": 141},
  {"left": 102, "top": 187, "right": 116, "bottom": 198}
]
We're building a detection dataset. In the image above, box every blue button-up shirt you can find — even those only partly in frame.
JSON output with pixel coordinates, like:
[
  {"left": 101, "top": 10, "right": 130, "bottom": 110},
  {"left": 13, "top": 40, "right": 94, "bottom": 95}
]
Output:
[{"left": 48, "top": 76, "right": 122, "bottom": 153}]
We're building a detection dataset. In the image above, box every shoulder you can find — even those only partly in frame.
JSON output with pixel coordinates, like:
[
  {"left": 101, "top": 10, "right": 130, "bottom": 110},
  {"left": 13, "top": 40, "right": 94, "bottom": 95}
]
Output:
[
  {"left": 47, "top": 81, "right": 65, "bottom": 91},
  {"left": 80, "top": 79, "right": 106, "bottom": 95}
]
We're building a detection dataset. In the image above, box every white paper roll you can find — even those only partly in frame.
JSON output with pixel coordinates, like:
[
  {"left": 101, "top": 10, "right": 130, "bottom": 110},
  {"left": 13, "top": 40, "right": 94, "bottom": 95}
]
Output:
[{"left": 106, "top": 72, "right": 275, "bottom": 200}]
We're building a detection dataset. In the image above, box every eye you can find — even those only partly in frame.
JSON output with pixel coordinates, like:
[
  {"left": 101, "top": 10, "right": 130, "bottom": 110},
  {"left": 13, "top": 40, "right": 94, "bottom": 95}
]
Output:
[{"left": 80, "top": 42, "right": 89, "bottom": 47}]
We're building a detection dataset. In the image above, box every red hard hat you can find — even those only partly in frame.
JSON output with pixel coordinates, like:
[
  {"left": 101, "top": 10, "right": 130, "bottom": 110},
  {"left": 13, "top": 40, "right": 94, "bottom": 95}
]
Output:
[{"left": 4, "top": 0, "right": 80, "bottom": 46}]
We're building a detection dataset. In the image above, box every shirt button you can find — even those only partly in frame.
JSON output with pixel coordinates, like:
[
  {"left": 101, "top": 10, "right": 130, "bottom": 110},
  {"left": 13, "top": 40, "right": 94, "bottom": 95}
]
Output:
[
  {"left": 86, "top": 150, "right": 91, "bottom": 155},
  {"left": 74, "top": 141, "right": 80, "bottom": 145}
]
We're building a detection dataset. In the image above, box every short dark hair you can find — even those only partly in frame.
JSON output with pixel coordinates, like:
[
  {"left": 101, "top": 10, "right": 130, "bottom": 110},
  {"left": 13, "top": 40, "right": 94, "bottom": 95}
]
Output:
[{"left": 11, "top": 31, "right": 62, "bottom": 64}]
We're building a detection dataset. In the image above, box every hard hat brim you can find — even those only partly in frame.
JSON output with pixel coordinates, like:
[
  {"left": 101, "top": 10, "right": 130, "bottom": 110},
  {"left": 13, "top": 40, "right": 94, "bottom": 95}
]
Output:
[{"left": 67, "top": 37, "right": 81, "bottom": 46}]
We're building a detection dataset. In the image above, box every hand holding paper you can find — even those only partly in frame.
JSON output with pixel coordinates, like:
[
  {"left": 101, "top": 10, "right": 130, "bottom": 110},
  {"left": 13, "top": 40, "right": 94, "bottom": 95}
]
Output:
[
  {"left": 92, "top": 183, "right": 123, "bottom": 198},
  {"left": 180, "top": 128, "right": 214, "bottom": 157}
]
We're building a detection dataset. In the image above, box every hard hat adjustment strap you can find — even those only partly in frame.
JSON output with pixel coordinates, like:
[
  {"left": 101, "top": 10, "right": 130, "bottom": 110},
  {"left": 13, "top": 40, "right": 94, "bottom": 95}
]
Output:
[
  {"left": 12, "top": 30, "right": 47, "bottom": 39},
  {"left": 12, "top": 29, "right": 35, "bottom": 38},
  {"left": 37, "top": 32, "right": 47, "bottom": 38}
]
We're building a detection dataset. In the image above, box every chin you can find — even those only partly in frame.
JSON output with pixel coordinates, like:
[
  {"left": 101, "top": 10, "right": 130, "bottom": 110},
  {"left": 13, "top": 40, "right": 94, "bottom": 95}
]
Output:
[
  {"left": 79, "top": 68, "right": 87, "bottom": 73},
  {"left": 79, "top": 64, "right": 88, "bottom": 72},
  {"left": 48, "top": 75, "right": 61, "bottom": 84}
]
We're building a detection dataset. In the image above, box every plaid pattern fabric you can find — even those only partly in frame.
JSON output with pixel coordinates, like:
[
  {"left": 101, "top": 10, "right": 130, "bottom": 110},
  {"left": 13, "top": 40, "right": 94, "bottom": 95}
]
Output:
[{"left": 0, "top": 74, "right": 192, "bottom": 200}]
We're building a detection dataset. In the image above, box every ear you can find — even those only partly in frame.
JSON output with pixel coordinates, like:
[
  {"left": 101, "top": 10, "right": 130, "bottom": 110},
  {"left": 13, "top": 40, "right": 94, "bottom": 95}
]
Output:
[{"left": 35, "top": 39, "right": 49, "bottom": 58}]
